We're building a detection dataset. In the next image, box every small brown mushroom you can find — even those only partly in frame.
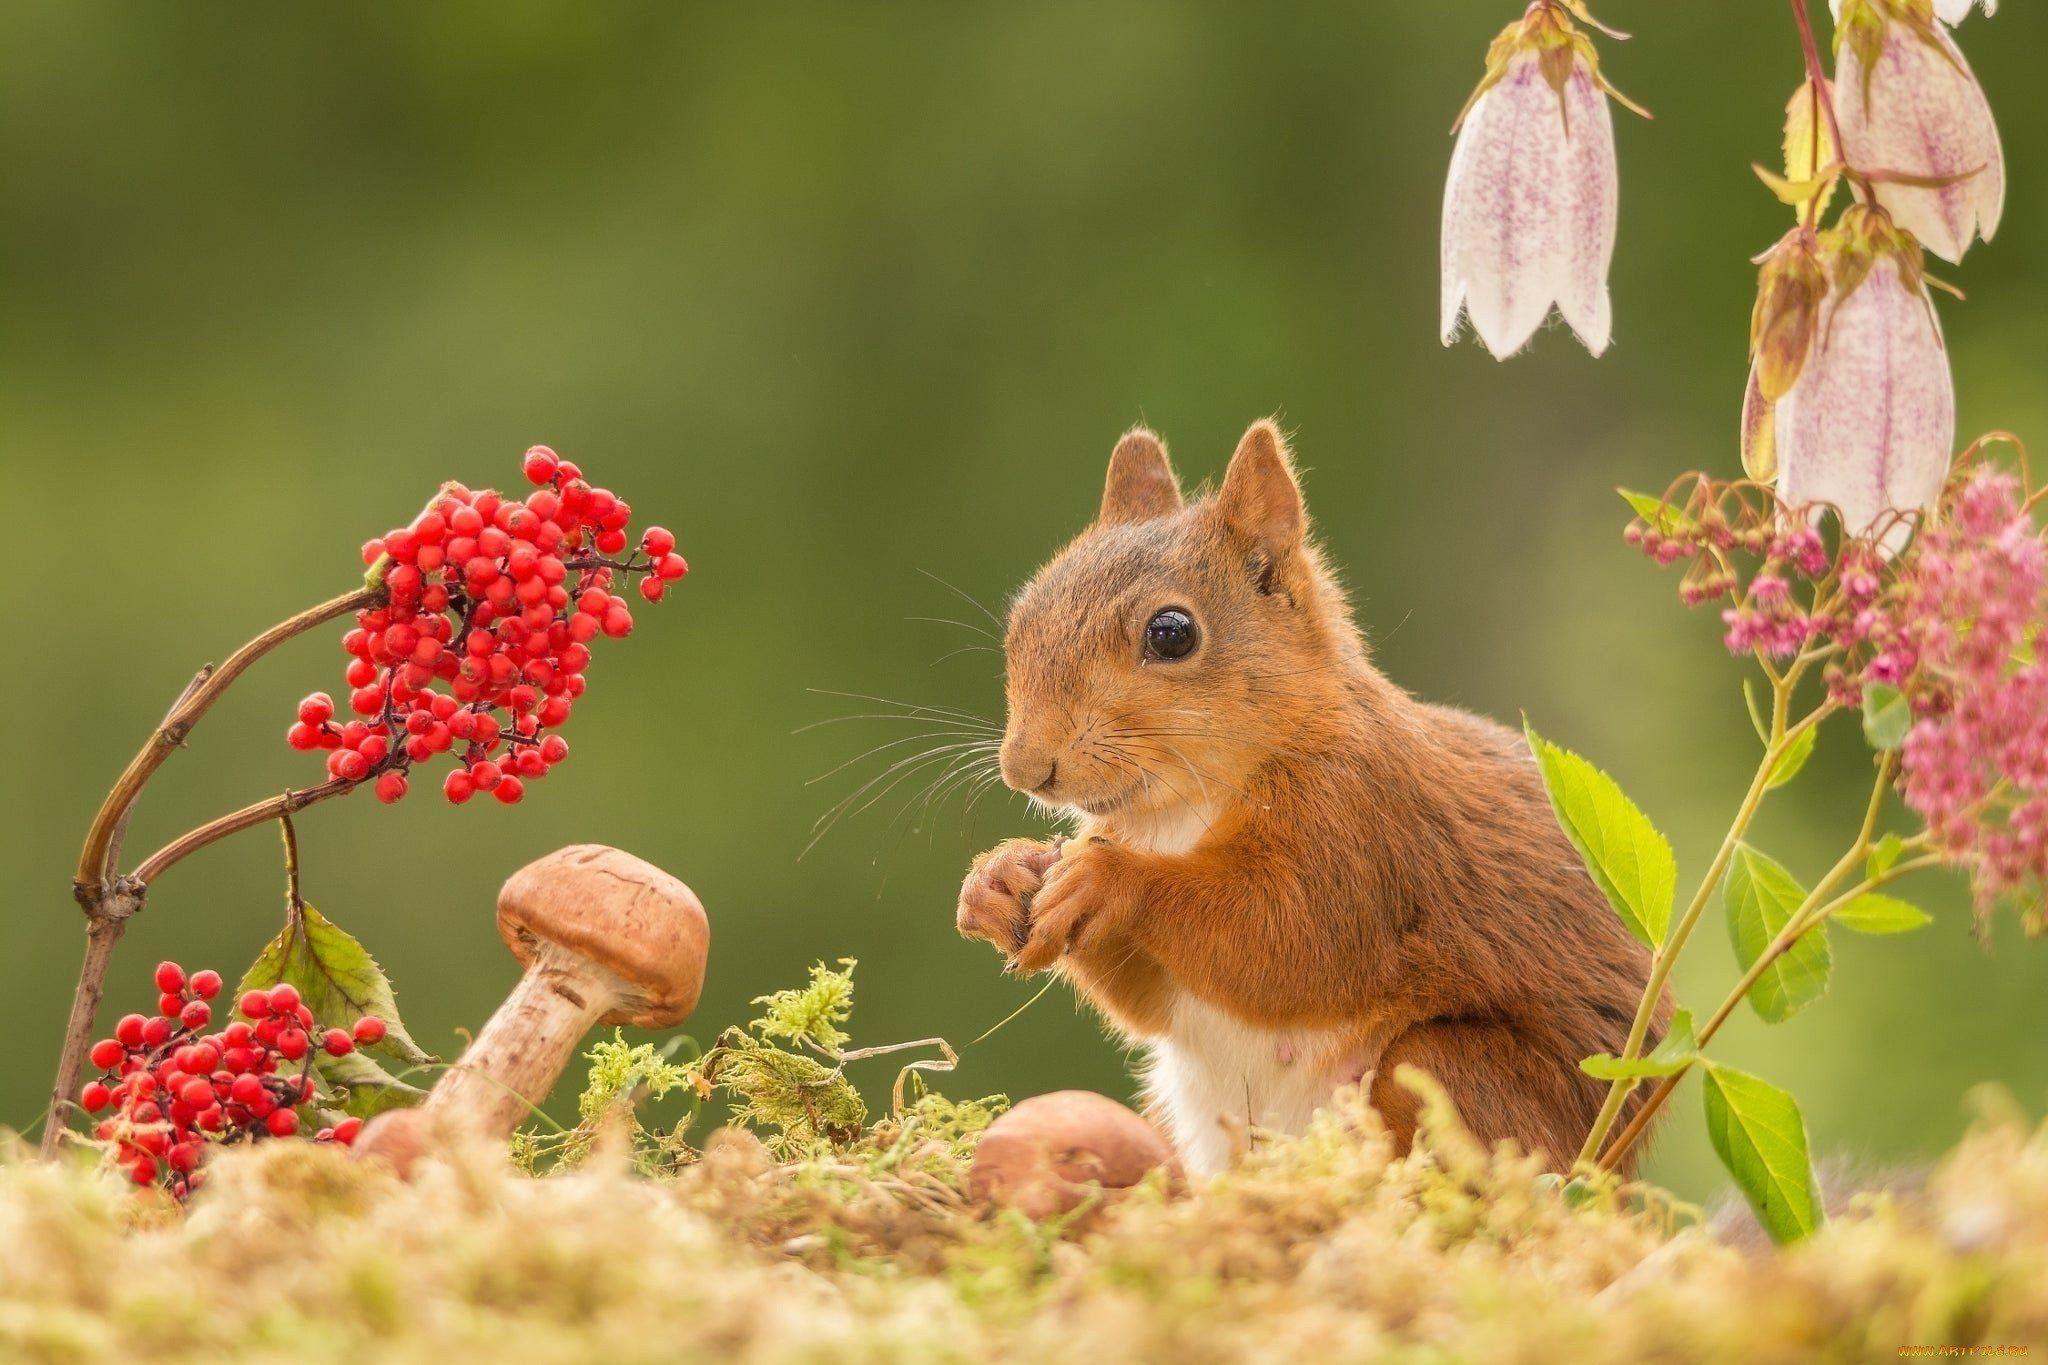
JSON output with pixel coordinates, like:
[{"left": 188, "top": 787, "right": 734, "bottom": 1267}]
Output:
[
  {"left": 357, "top": 844, "right": 708, "bottom": 1162},
  {"left": 968, "top": 1089, "right": 1179, "bottom": 1219}
]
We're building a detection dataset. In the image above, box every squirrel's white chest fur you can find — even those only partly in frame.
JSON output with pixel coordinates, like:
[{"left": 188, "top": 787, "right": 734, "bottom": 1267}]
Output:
[{"left": 1101, "top": 803, "right": 1353, "bottom": 1175}]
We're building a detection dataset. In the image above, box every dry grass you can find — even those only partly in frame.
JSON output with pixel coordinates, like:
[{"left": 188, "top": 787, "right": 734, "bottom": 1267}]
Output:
[{"left": 3, "top": 1087, "right": 2045, "bottom": 1364}]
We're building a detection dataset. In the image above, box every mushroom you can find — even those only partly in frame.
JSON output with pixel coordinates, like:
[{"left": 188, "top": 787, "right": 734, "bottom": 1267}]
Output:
[
  {"left": 968, "top": 1090, "right": 1179, "bottom": 1219},
  {"left": 355, "top": 844, "right": 708, "bottom": 1168}
]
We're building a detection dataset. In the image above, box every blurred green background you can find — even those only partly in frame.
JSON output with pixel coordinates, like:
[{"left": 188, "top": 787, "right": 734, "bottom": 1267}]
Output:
[{"left": 4, "top": 2, "right": 2045, "bottom": 1199}]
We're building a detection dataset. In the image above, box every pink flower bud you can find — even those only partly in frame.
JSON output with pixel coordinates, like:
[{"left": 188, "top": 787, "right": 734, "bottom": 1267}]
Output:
[{"left": 1833, "top": 1, "right": 2004, "bottom": 264}]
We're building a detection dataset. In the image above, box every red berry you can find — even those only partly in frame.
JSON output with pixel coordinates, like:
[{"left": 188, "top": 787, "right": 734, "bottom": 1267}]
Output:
[
  {"left": 374, "top": 771, "right": 409, "bottom": 804},
  {"left": 277, "top": 1029, "right": 310, "bottom": 1062},
  {"left": 539, "top": 735, "right": 569, "bottom": 764},
  {"left": 287, "top": 721, "right": 323, "bottom": 751},
  {"left": 90, "top": 1039, "right": 124, "bottom": 1070},
  {"left": 321, "top": 1029, "right": 354, "bottom": 1057},
  {"left": 155, "top": 961, "right": 186, "bottom": 995},
  {"left": 180, "top": 1078, "right": 215, "bottom": 1109},
  {"left": 115, "top": 1014, "right": 147, "bottom": 1048},
  {"left": 443, "top": 769, "right": 476, "bottom": 803},
  {"left": 639, "top": 576, "right": 666, "bottom": 603},
  {"left": 298, "top": 693, "right": 335, "bottom": 724},
  {"left": 238, "top": 990, "right": 270, "bottom": 1020},
  {"left": 353, "top": 1016, "right": 387, "bottom": 1046},
  {"left": 180, "top": 1000, "right": 212, "bottom": 1030},
  {"left": 265, "top": 1108, "right": 299, "bottom": 1138},
  {"left": 493, "top": 775, "right": 526, "bottom": 805},
  {"left": 333, "top": 1116, "right": 365, "bottom": 1146},
  {"left": 229, "top": 1074, "right": 265, "bottom": 1107},
  {"left": 268, "top": 984, "right": 301, "bottom": 1013},
  {"left": 657, "top": 552, "right": 688, "bottom": 582},
  {"left": 191, "top": 970, "right": 223, "bottom": 1000},
  {"left": 642, "top": 526, "right": 675, "bottom": 557},
  {"left": 81, "top": 1081, "right": 113, "bottom": 1112}
]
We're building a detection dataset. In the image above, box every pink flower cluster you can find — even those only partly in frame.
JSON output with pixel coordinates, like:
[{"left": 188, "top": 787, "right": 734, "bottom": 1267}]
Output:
[
  {"left": 1877, "top": 473, "right": 2048, "bottom": 912},
  {"left": 1631, "top": 464, "right": 2048, "bottom": 924}
]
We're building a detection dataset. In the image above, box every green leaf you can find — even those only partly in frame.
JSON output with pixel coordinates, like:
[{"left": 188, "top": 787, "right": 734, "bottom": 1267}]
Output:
[
  {"left": 239, "top": 902, "right": 436, "bottom": 1118},
  {"left": 1832, "top": 892, "right": 1933, "bottom": 935},
  {"left": 1618, "top": 488, "right": 1696, "bottom": 536},
  {"left": 1764, "top": 725, "right": 1817, "bottom": 790},
  {"left": 1580, "top": 1008, "right": 1699, "bottom": 1080},
  {"left": 1724, "top": 845, "right": 1832, "bottom": 1023},
  {"left": 1700, "top": 1061, "right": 1824, "bottom": 1244},
  {"left": 1866, "top": 831, "right": 1906, "bottom": 880},
  {"left": 1525, "top": 722, "right": 1677, "bottom": 949},
  {"left": 1862, "top": 683, "right": 1912, "bottom": 750}
]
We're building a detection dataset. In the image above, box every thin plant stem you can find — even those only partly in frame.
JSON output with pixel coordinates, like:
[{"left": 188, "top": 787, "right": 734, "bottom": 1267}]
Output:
[
  {"left": 1574, "top": 690, "right": 1835, "bottom": 1166},
  {"left": 1596, "top": 758, "right": 1926, "bottom": 1172}
]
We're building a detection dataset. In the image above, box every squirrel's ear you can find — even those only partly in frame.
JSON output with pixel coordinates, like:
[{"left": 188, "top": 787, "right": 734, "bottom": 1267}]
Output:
[
  {"left": 1098, "top": 427, "right": 1183, "bottom": 525},
  {"left": 1215, "top": 419, "right": 1305, "bottom": 557}
]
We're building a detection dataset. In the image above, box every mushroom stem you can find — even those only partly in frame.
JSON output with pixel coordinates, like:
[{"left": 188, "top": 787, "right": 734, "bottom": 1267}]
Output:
[{"left": 424, "top": 939, "right": 623, "bottom": 1136}]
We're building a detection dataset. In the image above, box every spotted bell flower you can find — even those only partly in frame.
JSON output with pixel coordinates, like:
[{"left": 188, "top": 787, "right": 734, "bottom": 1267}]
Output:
[
  {"left": 1832, "top": 0, "right": 2004, "bottom": 264},
  {"left": 1745, "top": 205, "right": 1954, "bottom": 552},
  {"left": 1440, "top": 2, "right": 1640, "bottom": 359}
]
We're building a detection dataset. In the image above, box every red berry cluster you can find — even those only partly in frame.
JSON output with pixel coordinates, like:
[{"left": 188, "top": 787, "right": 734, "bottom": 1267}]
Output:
[
  {"left": 80, "top": 961, "right": 386, "bottom": 1198},
  {"left": 286, "top": 446, "right": 687, "bottom": 805}
]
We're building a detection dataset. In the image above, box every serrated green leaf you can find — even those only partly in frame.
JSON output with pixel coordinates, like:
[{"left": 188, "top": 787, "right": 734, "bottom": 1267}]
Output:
[
  {"left": 239, "top": 902, "right": 436, "bottom": 1116},
  {"left": 1618, "top": 488, "right": 1695, "bottom": 536},
  {"left": 1832, "top": 892, "right": 1933, "bottom": 935},
  {"left": 1867, "top": 831, "right": 1905, "bottom": 880},
  {"left": 1764, "top": 725, "right": 1817, "bottom": 790},
  {"left": 1525, "top": 722, "right": 1676, "bottom": 949},
  {"left": 1701, "top": 1061, "right": 1823, "bottom": 1244},
  {"left": 1725, "top": 845, "right": 1831, "bottom": 1023},
  {"left": 314, "top": 1047, "right": 430, "bottom": 1119},
  {"left": 239, "top": 902, "right": 434, "bottom": 1067},
  {"left": 1862, "top": 683, "right": 1912, "bottom": 751},
  {"left": 1580, "top": 1008, "right": 1699, "bottom": 1080}
]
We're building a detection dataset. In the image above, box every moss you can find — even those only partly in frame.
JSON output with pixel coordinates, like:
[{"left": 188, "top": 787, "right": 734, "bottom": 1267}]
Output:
[
  {"left": 7, "top": 1092, "right": 2048, "bottom": 1361},
  {"left": 8, "top": 978, "right": 2047, "bottom": 1362}
]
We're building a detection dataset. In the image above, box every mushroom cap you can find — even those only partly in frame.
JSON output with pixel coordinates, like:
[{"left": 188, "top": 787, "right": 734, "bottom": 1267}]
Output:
[
  {"left": 968, "top": 1089, "right": 1178, "bottom": 1219},
  {"left": 496, "top": 844, "right": 709, "bottom": 1028}
]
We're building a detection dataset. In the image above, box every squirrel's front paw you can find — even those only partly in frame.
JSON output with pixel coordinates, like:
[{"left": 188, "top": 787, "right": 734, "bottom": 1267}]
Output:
[
  {"left": 1012, "top": 837, "right": 1131, "bottom": 974},
  {"left": 958, "top": 837, "right": 1065, "bottom": 955}
]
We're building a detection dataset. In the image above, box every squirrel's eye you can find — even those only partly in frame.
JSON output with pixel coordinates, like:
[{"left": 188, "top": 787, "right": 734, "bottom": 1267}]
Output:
[{"left": 1143, "top": 607, "right": 1197, "bottom": 661}]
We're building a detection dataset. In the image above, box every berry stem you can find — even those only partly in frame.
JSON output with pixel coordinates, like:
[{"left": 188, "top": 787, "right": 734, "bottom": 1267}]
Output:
[
  {"left": 132, "top": 778, "right": 358, "bottom": 886},
  {"left": 46, "top": 586, "right": 380, "bottom": 1160},
  {"left": 74, "top": 587, "right": 379, "bottom": 891},
  {"left": 42, "top": 916, "right": 127, "bottom": 1157}
]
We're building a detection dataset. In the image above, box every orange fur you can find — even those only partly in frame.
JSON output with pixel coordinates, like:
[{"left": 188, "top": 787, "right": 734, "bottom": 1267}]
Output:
[{"left": 957, "top": 420, "right": 1671, "bottom": 1173}]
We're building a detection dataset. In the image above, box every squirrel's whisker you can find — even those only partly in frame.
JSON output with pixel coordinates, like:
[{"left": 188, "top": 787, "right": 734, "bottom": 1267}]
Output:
[
  {"left": 804, "top": 729, "right": 999, "bottom": 786},
  {"left": 914, "top": 567, "right": 1005, "bottom": 632},
  {"left": 907, "top": 613, "right": 1001, "bottom": 643}
]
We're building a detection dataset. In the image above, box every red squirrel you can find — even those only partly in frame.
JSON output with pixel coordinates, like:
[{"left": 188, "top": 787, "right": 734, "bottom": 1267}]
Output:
[{"left": 956, "top": 420, "right": 1671, "bottom": 1174}]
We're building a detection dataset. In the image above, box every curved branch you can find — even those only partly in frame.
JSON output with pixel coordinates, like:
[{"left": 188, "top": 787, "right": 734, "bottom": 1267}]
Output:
[
  {"left": 73, "top": 587, "right": 377, "bottom": 895},
  {"left": 132, "top": 779, "right": 360, "bottom": 886}
]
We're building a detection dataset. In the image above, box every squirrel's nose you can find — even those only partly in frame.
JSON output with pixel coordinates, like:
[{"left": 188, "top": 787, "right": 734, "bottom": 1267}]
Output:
[{"left": 999, "top": 737, "right": 1059, "bottom": 795}]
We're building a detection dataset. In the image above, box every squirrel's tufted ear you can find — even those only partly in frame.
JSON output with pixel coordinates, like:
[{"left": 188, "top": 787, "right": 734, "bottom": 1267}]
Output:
[
  {"left": 1215, "top": 419, "right": 1305, "bottom": 558},
  {"left": 1098, "top": 427, "right": 1183, "bottom": 525}
]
